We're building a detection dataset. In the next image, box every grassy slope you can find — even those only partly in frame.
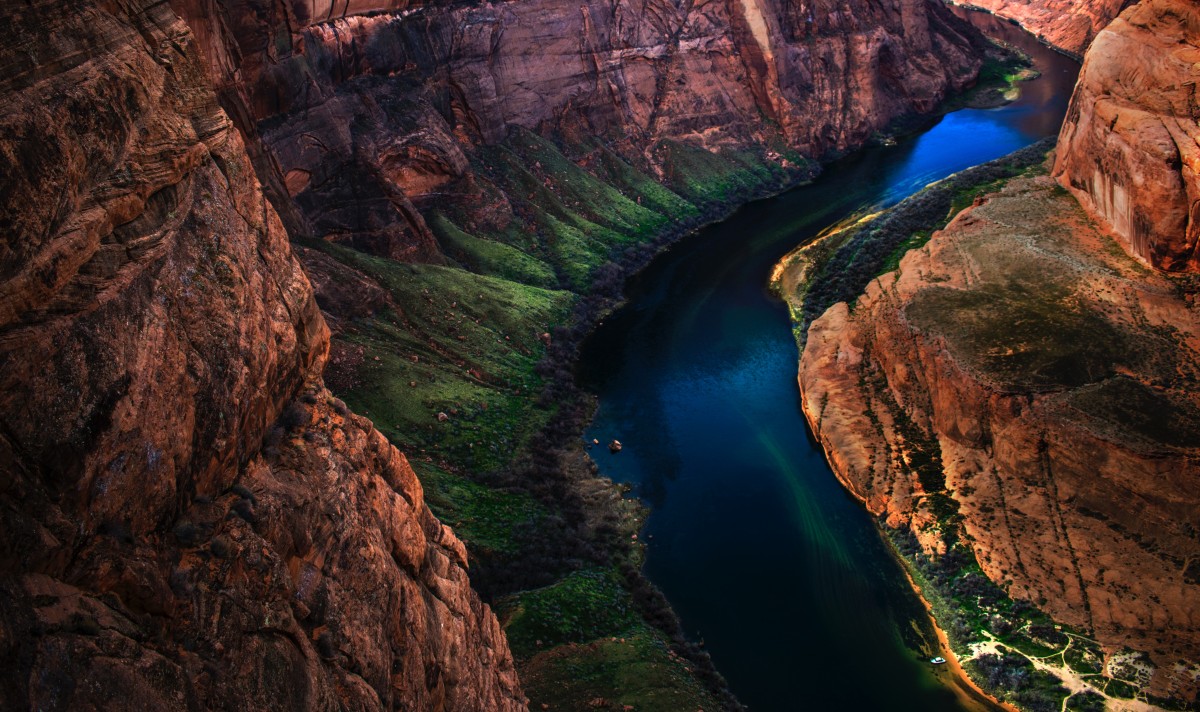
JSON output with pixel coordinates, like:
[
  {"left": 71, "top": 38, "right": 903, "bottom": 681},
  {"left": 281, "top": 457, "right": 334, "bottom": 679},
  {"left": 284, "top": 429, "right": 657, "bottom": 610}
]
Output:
[{"left": 315, "top": 127, "right": 810, "bottom": 710}]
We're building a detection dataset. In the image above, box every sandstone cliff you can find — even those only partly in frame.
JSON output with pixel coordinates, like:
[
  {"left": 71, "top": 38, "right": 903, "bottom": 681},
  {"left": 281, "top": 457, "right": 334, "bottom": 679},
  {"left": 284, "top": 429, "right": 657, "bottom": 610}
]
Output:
[
  {"left": 0, "top": 1, "right": 521, "bottom": 708},
  {"left": 169, "top": 0, "right": 989, "bottom": 263},
  {"left": 799, "top": 166, "right": 1200, "bottom": 703},
  {"left": 792, "top": 4, "right": 1200, "bottom": 705},
  {"left": 953, "top": 0, "right": 1130, "bottom": 56},
  {"left": 1054, "top": 0, "right": 1200, "bottom": 273}
]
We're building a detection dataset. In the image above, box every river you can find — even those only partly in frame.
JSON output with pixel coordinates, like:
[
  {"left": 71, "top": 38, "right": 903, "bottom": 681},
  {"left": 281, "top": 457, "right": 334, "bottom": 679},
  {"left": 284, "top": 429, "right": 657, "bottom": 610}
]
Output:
[{"left": 577, "top": 10, "right": 1080, "bottom": 712}]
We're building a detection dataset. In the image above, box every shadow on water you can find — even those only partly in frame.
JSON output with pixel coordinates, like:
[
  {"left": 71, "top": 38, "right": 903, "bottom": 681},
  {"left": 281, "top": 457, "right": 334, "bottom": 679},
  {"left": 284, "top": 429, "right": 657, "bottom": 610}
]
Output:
[{"left": 577, "top": 10, "right": 1080, "bottom": 712}]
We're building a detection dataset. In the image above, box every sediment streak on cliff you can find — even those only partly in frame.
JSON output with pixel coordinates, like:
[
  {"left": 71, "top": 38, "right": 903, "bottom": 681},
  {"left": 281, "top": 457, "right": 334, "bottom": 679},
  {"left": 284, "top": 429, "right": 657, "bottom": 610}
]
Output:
[{"left": 1054, "top": 0, "right": 1200, "bottom": 274}]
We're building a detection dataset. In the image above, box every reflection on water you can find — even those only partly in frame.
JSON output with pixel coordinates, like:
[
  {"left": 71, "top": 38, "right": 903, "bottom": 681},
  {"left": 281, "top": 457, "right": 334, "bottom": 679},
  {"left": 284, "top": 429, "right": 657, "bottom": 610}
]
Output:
[{"left": 577, "top": 11, "right": 1080, "bottom": 712}]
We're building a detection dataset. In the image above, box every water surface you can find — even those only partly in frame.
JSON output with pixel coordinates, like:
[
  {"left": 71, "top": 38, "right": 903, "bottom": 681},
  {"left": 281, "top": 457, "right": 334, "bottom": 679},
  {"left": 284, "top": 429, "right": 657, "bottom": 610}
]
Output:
[{"left": 578, "top": 12, "right": 1079, "bottom": 712}]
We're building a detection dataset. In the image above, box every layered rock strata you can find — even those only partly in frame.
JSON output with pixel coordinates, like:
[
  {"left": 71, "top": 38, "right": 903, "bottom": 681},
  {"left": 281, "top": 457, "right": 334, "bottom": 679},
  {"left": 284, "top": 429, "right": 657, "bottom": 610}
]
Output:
[
  {"left": 800, "top": 168, "right": 1200, "bottom": 700},
  {"left": 170, "top": 0, "right": 990, "bottom": 261},
  {"left": 1054, "top": 0, "right": 1200, "bottom": 273},
  {"left": 952, "top": 0, "right": 1130, "bottom": 55},
  {"left": 0, "top": 1, "right": 521, "bottom": 708}
]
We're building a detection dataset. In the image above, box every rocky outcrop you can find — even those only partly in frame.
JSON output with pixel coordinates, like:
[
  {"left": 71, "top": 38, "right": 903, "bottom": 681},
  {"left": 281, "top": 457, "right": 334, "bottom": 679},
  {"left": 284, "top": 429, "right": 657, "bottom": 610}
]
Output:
[
  {"left": 1054, "top": 0, "right": 1200, "bottom": 273},
  {"left": 0, "top": 1, "right": 522, "bottom": 708},
  {"left": 170, "top": 0, "right": 989, "bottom": 262},
  {"left": 952, "top": 0, "right": 1131, "bottom": 55},
  {"left": 799, "top": 169, "right": 1200, "bottom": 701}
]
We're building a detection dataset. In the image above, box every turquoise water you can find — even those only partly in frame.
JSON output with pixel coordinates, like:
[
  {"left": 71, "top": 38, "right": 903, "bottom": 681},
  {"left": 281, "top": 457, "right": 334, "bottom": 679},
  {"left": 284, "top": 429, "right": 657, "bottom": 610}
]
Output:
[{"left": 578, "top": 11, "right": 1080, "bottom": 711}]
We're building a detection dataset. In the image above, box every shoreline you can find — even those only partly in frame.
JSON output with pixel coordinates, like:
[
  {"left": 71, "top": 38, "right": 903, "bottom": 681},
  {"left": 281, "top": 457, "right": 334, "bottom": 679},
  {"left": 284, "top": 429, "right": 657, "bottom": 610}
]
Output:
[
  {"left": 548, "top": 13, "right": 1054, "bottom": 706},
  {"left": 943, "top": 1, "right": 1085, "bottom": 61},
  {"left": 890, "top": 535, "right": 1020, "bottom": 712},
  {"left": 793, "top": 365, "right": 1014, "bottom": 712},
  {"left": 768, "top": 139, "right": 1052, "bottom": 712}
]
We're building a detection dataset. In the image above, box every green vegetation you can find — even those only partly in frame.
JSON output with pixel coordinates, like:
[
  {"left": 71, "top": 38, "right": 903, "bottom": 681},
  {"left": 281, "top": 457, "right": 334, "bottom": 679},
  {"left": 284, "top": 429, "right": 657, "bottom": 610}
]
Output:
[
  {"left": 824, "top": 155, "right": 1168, "bottom": 709},
  {"left": 521, "top": 631, "right": 722, "bottom": 712},
  {"left": 940, "top": 42, "right": 1039, "bottom": 113},
  {"left": 967, "top": 649, "right": 1069, "bottom": 712},
  {"left": 463, "top": 128, "right": 718, "bottom": 291},
  {"left": 308, "top": 43, "right": 1050, "bottom": 706},
  {"left": 498, "top": 569, "right": 643, "bottom": 658},
  {"left": 906, "top": 283, "right": 1130, "bottom": 390},
  {"left": 429, "top": 213, "right": 558, "bottom": 288},
  {"left": 871, "top": 337, "right": 1129, "bottom": 712},
  {"left": 311, "top": 126, "right": 812, "bottom": 710},
  {"left": 416, "top": 461, "right": 548, "bottom": 556},
  {"left": 1065, "top": 691, "right": 1106, "bottom": 712},
  {"left": 785, "top": 138, "right": 1054, "bottom": 345},
  {"left": 305, "top": 239, "right": 574, "bottom": 473},
  {"left": 657, "top": 139, "right": 806, "bottom": 205},
  {"left": 1104, "top": 677, "right": 1138, "bottom": 699}
]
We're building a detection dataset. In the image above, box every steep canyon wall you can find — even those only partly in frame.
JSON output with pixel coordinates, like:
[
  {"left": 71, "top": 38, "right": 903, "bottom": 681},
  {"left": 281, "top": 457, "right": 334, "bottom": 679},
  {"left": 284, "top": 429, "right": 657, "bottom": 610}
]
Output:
[
  {"left": 171, "top": 0, "right": 989, "bottom": 263},
  {"left": 0, "top": 0, "right": 1008, "bottom": 708},
  {"left": 796, "top": 0, "right": 1200, "bottom": 704},
  {"left": 1054, "top": 0, "right": 1200, "bottom": 273},
  {"left": 0, "top": 1, "right": 521, "bottom": 708},
  {"left": 952, "top": 0, "right": 1131, "bottom": 56}
]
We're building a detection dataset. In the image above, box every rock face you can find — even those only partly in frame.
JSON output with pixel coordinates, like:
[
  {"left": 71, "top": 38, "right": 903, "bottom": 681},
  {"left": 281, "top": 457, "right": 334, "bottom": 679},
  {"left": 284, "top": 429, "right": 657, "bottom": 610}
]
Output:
[
  {"left": 800, "top": 170, "right": 1200, "bottom": 700},
  {"left": 952, "top": 0, "right": 1131, "bottom": 55},
  {"left": 1054, "top": 0, "right": 1200, "bottom": 273},
  {"left": 170, "top": 0, "right": 988, "bottom": 261},
  {"left": 0, "top": 1, "right": 521, "bottom": 708}
]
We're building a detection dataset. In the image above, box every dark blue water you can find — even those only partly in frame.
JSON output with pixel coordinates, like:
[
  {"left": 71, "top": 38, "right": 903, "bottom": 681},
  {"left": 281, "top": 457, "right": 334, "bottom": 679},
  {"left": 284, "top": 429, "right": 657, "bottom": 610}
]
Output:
[{"left": 578, "top": 11, "right": 1080, "bottom": 712}]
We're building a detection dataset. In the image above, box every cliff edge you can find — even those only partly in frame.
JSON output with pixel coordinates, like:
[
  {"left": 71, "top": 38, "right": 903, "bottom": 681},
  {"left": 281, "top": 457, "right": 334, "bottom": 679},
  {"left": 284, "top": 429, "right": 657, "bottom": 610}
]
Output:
[
  {"left": 801, "top": 167, "right": 1200, "bottom": 703},
  {"left": 953, "top": 0, "right": 1131, "bottom": 56},
  {"left": 169, "top": 0, "right": 989, "bottom": 262},
  {"left": 794, "top": 1, "right": 1200, "bottom": 706},
  {"left": 0, "top": 1, "right": 522, "bottom": 708}
]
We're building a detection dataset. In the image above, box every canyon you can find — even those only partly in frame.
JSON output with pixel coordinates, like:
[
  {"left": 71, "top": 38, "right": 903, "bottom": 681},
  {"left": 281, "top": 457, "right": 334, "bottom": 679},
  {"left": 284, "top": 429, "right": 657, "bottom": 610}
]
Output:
[
  {"left": 953, "top": 0, "right": 1131, "bottom": 56},
  {"left": 0, "top": 1, "right": 520, "bottom": 708},
  {"left": 0, "top": 0, "right": 1017, "bottom": 709},
  {"left": 2, "top": 0, "right": 1194, "bottom": 708},
  {"left": 1055, "top": 0, "right": 1200, "bottom": 273},
  {"left": 169, "top": 0, "right": 991, "bottom": 264},
  {"left": 793, "top": 0, "right": 1200, "bottom": 707}
]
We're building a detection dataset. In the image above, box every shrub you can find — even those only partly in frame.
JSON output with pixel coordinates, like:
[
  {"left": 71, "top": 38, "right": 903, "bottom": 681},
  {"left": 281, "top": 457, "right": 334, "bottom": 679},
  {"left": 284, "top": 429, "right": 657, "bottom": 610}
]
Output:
[
  {"left": 279, "top": 402, "right": 309, "bottom": 432},
  {"left": 1065, "top": 691, "right": 1106, "bottom": 712}
]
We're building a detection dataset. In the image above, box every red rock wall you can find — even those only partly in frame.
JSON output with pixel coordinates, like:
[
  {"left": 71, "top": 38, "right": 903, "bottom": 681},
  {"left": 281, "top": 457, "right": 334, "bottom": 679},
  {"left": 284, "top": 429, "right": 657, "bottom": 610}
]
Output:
[
  {"left": 951, "top": 0, "right": 1131, "bottom": 55},
  {"left": 1054, "top": 0, "right": 1200, "bottom": 273},
  {"left": 799, "top": 173, "right": 1200, "bottom": 700},
  {"left": 0, "top": 1, "right": 522, "bottom": 708},
  {"left": 171, "top": 0, "right": 987, "bottom": 261}
]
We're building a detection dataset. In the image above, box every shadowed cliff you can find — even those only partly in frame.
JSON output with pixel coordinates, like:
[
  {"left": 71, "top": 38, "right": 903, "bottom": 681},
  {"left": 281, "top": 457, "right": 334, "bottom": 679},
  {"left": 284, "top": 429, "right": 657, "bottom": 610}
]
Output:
[
  {"left": 170, "top": 0, "right": 989, "bottom": 262},
  {"left": 0, "top": 1, "right": 522, "bottom": 708}
]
